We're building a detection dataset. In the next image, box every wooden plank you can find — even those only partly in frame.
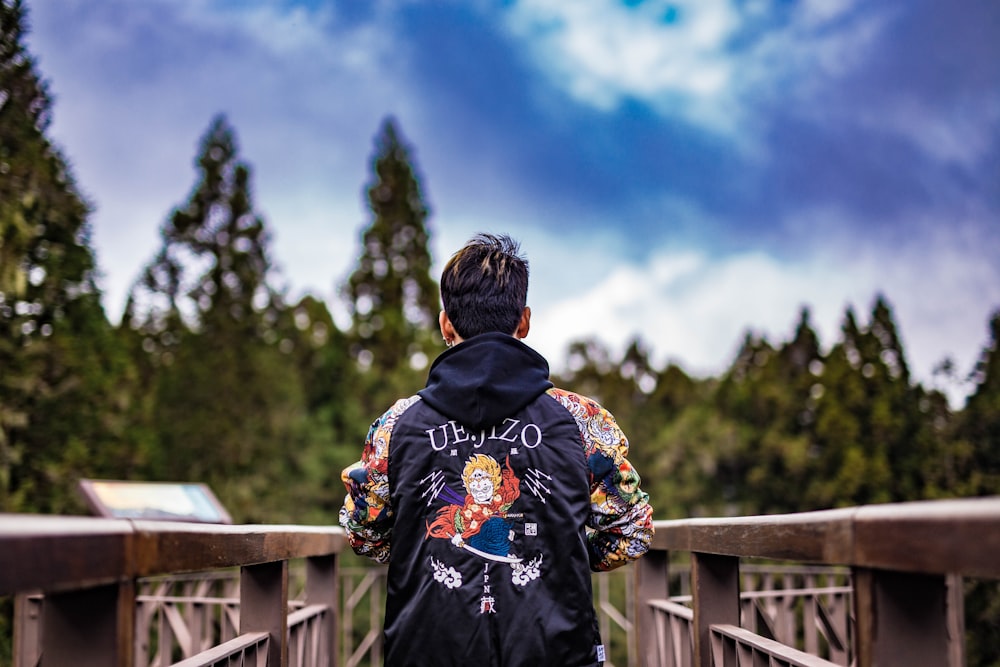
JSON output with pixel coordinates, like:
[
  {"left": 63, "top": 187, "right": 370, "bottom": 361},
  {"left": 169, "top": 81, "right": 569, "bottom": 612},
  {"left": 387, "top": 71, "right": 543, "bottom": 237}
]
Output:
[
  {"left": 711, "top": 624, "right": 841, "bottom": 667},
  {"left": 0, "top": 515, "right": 133, "bottom": 594},
  {"left": 654, "top": 509, "right": 857, "bottom": 565},
  {"left": 168, "top": 631, "right": 270, "bottom": 667},
  {"left": 853, "top": 567, "right": 949, "bottom": 667},
  {"left": 691, "top": 553, "right": 739, "bottom": 667},
  {"left": 41, "top": 581, "right": 135, "bottom": 667},
  {"left": 306, "top": 555, "right": 339, "bottom": 666},
  {"left": 13, "top": 593, "right": 42, "bottom": 667},
  {"left": 130, "top": 521, "right": 346, "bottom": 577},
  {"left": 240, "top": 560, "right": 288, "bottom": 667},
  {"left": 853, "top": 499, "right": 1000, "bottom": 578},
  {"left": 650, "top": 498, "right": 1000, "bottom": 577},
  {"left": 635, "top": 548, "right": 670, "bottom": 666}
]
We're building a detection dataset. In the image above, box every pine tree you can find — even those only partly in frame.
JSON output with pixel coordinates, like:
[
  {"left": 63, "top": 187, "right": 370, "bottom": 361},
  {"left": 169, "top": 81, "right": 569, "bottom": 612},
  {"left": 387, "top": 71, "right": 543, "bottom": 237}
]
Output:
[
  {"left": 128, "top": 116, "right": 281, "bottom": 346},
  {"left": 713, "top": 314, "right": 820, "bottom": 513},
  {"left": 346, "top": 118, "right": 437, "bottom": 366},
  {"left": 125, "top": 116, "right": 306, "bottom": 521},
  {"left": 807, "top": 298, "right": 946, "bottom": 507},
  {"left": 343, "top": 117, "right": 438, "bottom": 412},
  {"left": 955, "top": 310, "right": 1000, "bottom": 495},
  {"left": 0, "top": 0, "right": 135, "bottom": 515},
  {"left": 558, "top": 337, "right": 618, "bottom": 404}
]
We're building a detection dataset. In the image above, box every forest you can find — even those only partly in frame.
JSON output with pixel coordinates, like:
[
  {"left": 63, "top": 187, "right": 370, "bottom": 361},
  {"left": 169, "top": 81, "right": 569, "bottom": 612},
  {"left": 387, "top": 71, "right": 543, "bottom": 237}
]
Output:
[{"left": 2, "top": 0, "right": 999, "bottom": 662}]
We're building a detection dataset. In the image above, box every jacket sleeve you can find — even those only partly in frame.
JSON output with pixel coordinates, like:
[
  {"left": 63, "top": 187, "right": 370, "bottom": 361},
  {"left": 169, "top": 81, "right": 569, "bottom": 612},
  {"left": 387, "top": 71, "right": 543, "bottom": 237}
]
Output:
[
  {"left": 548, "top": 388, "right": 654, "bottom": 572},
  {"left": 338, "top": 396, "right": 418, "bottom": 563}
]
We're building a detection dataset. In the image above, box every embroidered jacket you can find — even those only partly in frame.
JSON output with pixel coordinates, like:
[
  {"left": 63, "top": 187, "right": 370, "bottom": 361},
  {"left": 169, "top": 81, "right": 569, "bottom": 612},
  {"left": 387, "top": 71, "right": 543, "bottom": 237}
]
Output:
[{"left": 340, "top": 333, "right": 653, "bottom": 666}]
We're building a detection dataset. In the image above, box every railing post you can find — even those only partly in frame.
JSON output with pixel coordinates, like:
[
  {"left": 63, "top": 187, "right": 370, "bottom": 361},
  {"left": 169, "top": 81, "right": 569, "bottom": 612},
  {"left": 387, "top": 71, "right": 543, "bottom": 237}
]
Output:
[
  {"left": 307, "top": 554, "right": 340, "bottom": 665},
  {"left": 241, "top": 561, "right": 289, "bottom": 666},
  {"left": 853, "top": 567, "right": 950, "bottom": 667},
  {"left": 40, "top": 580, "right": 136, "bottom": 667},
  {"left": 13, "top": 593, "right": 41, "bottom": 667},
  {"left": 946, "top": 574, "right": 966, "bottom": 667},
  {"left": 635, "top": 549, "right": 670, "bottom": 666},
  {"left": 691, "top": 552, "right": 739, "bottom": 667}
]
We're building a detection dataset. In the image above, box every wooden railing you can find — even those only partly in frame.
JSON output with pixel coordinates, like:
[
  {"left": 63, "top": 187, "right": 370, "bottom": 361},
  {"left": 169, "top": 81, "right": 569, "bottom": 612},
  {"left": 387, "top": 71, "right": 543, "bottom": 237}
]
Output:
[
  {"left": 636, "top": 497, "right": 1000, "bottom": 667},
  {"left": 654, "top": 564, "right": 853, "bottom": 666},
  {"left": 1, "top": 515, "right": 345, "bottom": 667},
  {"left": 4, "top": 496, "right": 1000, "bottom": 666}
]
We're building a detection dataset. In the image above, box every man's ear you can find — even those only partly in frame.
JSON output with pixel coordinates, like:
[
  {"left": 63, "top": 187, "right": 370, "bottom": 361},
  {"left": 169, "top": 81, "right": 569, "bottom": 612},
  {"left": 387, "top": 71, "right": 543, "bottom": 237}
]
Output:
[
  {"left": 515, "top": 307, "right": 531, "bottom": 339},
  {"left": 440, "top": 311, "right": 457, "bottom": 344}
]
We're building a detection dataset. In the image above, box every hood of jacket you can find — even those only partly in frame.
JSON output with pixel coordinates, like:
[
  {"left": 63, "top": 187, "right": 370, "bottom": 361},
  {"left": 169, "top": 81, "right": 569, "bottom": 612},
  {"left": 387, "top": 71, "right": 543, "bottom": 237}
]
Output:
[{"left": 418, "top": 332, "right": 553, "bottom": 431}]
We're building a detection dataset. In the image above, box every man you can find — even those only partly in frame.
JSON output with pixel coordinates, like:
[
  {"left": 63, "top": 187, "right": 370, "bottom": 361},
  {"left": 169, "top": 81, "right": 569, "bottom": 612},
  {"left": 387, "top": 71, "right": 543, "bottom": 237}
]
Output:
[{"left": 340, "top": 233, "right": 653, "bottom": 666}]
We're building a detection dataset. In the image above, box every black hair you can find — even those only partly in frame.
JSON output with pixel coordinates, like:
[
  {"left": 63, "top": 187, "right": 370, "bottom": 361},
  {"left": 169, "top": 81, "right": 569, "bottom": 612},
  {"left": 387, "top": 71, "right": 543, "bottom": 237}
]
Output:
[{"left": 440, "top": 233, "right": 529, "bottom": 339}]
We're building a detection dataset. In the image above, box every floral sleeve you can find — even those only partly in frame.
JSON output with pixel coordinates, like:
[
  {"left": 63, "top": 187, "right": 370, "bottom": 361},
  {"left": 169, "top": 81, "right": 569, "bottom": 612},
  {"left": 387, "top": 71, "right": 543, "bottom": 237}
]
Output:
[
  {"left": 547, "top": 388, "right": 654, "bottom": 571},
  {"left": 339, "top": 396, "right": 419, "bottom": 563}
]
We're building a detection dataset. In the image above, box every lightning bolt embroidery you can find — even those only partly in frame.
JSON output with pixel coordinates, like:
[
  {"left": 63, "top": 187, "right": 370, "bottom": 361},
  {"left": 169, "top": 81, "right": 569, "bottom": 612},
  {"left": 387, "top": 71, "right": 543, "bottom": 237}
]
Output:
[
  {"left": 523, "top": 468, "right": 553, "bottom": 503},
  {"left": 420, "top": 470, "right": 447, "bottom": 506}
]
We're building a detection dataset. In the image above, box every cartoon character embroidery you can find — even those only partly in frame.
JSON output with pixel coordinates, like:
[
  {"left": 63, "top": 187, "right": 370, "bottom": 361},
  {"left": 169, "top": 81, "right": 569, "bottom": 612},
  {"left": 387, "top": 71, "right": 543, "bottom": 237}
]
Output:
[{"left": 426, "top": 454, "right": 521, "bottom": 562}]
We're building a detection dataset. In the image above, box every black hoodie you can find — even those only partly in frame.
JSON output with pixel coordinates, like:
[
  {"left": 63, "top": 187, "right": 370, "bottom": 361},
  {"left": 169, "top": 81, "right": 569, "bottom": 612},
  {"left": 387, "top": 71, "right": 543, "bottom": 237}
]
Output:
[{"left": 343, "top": 333, "right": 652, "bottom": 666}]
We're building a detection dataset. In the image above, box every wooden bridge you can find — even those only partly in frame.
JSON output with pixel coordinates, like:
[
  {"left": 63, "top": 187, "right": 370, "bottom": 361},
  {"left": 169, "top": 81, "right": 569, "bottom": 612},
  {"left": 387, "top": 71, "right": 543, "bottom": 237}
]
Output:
[{"left": 3, "top": 496, "right": 999, "bottom": 666}]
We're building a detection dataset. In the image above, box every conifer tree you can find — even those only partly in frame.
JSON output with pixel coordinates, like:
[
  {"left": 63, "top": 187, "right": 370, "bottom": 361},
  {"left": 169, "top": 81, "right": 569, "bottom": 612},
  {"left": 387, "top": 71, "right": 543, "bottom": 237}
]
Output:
[
  {"left": 128, "top": 116, "right": 281, "bottom": 345},
  {"left": 559, "top": 337, "right": 618, "bottom": 404},
  {"left": 954, "top": 310, "right": 1000, "bottom": 495},
  {"left": 343, "top": 117, "right": 438, "bottom": 412},
  {"left": 126, "top": 116, "right": 305, "bottom": 521},
  {"left": 807, "top": 298, "right": 946, "bottom": 506},
  {"left": 714, "top": 315, "right": 818, "bottom": 513},
  {"left": 273, "top": 295, "right": 367, "bottom": 523},
  {"left": 807, "top": 307, "right": 888, "bottom": 506},
  {"left": 0, "top": 0, "right": 134, "bottom": 515},
  {"left": 346, "top": 118, "right": 437, "bottom": 364}
]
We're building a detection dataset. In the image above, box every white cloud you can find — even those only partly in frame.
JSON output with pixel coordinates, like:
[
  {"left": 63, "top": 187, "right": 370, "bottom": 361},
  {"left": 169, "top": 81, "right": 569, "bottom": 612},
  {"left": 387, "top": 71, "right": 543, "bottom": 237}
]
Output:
[
  {"left": 174, "top": 0, "right": 395, "bottom": 77},
  {"left": 183, "top": 3, "right": 337, "bottom": 56},
  {"left": 856, "top": 93, "right": 1000, "bottom": 169},
  {"left": 506, "top": 0, "right": 739, "bottom": 128},
  {"left": 502, "top": 0, "right": 885, "bottom": 136},
  {"left": 525, "top": 210, "right": 999, "bottom": 408}
]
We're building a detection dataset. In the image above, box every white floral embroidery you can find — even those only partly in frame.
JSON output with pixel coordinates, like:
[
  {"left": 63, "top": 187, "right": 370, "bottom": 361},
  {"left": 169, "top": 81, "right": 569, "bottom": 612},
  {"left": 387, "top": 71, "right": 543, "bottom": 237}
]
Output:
[
  {"left": 511, "top": 554, "right": 543, "bottom": 586},
  {"left": 430, "top": 557, "right": 463, "bottom": 588}
]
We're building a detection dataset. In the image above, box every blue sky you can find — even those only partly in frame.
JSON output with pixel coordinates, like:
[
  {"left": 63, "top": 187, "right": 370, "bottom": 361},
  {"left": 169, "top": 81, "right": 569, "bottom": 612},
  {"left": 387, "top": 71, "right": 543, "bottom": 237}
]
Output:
[{"left": 23, "top": 0, "right": 1000, "bottom": 404}]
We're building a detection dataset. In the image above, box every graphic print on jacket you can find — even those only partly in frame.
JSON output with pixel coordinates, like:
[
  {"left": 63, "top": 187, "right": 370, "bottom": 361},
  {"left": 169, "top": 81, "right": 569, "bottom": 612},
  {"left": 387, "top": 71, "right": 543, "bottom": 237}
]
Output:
[
  {"left": 385, "top": 397, "right": 600, "bottom": 665},
  {"left": 424, "top": 451, "right": 545, "bottom": 606}
]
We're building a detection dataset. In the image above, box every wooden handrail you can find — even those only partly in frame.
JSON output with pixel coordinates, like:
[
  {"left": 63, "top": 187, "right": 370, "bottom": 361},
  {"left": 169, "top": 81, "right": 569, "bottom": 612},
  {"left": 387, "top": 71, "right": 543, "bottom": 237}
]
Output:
[
  {"left": 5, "top": 497, "right": 1000, "bottom": 666},
  {"left": 1, "top": 514, "right": 347, "bottom": 667},
  {"left": 0, "top": 514, "right": 347, "bottom": 596},
  {"left": 639, "top": 497, "right": 1000, "bottom": 667},
  {"left": 648, "top": 497, "right": 1000, "bottom": 577}
]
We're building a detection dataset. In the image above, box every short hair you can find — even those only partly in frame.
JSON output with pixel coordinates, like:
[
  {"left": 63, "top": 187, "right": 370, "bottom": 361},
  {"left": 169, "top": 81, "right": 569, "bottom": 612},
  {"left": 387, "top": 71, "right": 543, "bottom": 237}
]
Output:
[{"left": 440, "top": 233, "right": 528, "bottom": 339}]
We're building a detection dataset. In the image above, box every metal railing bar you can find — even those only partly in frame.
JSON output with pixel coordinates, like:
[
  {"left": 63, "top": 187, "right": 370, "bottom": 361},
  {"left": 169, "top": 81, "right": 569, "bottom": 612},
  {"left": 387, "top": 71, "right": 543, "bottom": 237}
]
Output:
[
  {"left": 345, "top": 628, "right": 381, "bottom": 667},
  {"left": 168, "top": 631, "right": 270, "bottom": 667},
  {"left": 344, "top": 569, "right": 380, "bottom": 608},
  {"left": 814, "top": 595, "right": 848, "bottom": 654},
  {"left": 288, "top": 604, "right": 328, "bottom": 627},
  {"left": 647, "top": 599, "right": 694, "bottom": 619},
  {"left": 711, "top": 624, "right": 841, "bottom": 667},
  {"left": 741, "top": 586, "right": 853, "bottom": 600}
]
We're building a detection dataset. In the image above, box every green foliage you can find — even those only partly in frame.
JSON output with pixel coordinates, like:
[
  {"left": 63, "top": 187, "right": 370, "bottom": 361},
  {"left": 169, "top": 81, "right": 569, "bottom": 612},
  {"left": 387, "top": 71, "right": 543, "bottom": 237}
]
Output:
[
  {"left": 123, "top": 116, "right": 309, "bottom": 523},
  {"left": 965, "top": 578, "right": 1000, "bottom": 667},
  {"left": 952, "top": 311, "right": 1000, "bottom": 496},
  {"left": 343, "top": 117, "right": 439, "bottom": 415},
  {"left": 555, "top": 299, "right": 966, "bottom": 521},
  {"left": 0, "top": 0, "right": 135, "bottom": 514}
]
